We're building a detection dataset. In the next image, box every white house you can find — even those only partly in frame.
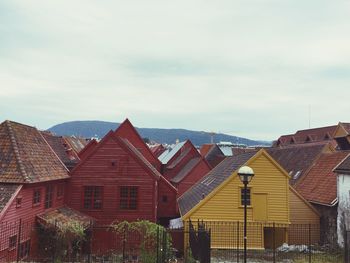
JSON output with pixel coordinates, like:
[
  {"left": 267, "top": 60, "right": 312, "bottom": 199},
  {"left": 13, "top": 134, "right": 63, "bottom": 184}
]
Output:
[{"left": 334, "top": 153, "right": 350, "bottom": 247}]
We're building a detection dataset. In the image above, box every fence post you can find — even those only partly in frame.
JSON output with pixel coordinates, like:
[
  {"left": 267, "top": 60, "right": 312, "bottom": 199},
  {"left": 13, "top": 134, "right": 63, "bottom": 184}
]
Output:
[
  {"left": 345, "top": 230, "right": 348, "bottom": 263},
  {"left": 273, "top": 222, "right": 276, "bottom": 263},
  {"left": 52, "top": 220, "right": 57, "bottom": 263},
  {"left": 237, "top": 221, "right": 239, "bottom": 263},
  {"left": 16, "top": 219, "right": 22, "bottom": 263},
  {"left": 87, "top": 221, "right": 92, "bottom": 263},
  {"left": 308, "top": 224, "right": 311, "bottom": 263},
  {"left": 122, "top": 226, "right": 126, "bottom": 262},
  {"left": 156, "top": 226, "right": 159, "bottom": 263},
  {"left": 162, "top": 229, "right": 167, "bottom": 263}
]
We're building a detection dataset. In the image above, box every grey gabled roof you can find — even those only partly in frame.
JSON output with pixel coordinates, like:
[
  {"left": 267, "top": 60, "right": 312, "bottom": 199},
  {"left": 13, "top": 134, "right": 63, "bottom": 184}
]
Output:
[
  {"left": 178, "top": 151, "right": 257, "bottom": 217},
  {"left": 159, "top": 141, "right": 186, "bottom": 164}
]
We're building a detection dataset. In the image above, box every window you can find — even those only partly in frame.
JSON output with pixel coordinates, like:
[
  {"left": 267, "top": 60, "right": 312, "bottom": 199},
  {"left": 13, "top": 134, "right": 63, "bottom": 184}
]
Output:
[
  {"left": 19, "top": 240, "right": 30, "bottom": 259},
  {"left": 16, "top": 197, "right": 22, "bottom": 208},
  {"left": 240, "top": 188, "right": 251, "bottom": 206},
  {"left": 33, "top": 189, "right": 41, "bottom": 206},
  {"left": 57, "top": 184, "right": 64, "bottom": 199},
  {"left": 120, "top": 186, "right": 138, "bottom": 210},
  {"left": 45, "top": 185, "right": 53, "bottom": 209},
  {"left": 83, "top": 186, "right": 103, "bottom": 209},
  {"left": 111, "top": 160, "right": 118, "bottom": 168},
  {"left": 162, "top": 195, "right": 168, "bottom": 203},
  {"left": 9, "top": 235, "right": 17, "bottom": 249}
]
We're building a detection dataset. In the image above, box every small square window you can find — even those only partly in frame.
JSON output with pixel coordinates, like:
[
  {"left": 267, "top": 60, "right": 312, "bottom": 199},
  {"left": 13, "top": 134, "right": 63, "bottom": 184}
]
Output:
[
  {"left": 240, "top": 188, "right": 251, "bottom": 206},
  {"left": 120, "top": 186, "right": 138, "bottom": 210},
  {"left": 33, "top": 189, "right": 41, "bottom": 206},
  {"left": 83, "top": 186, "right": 103, "bottom": 210},
  {"left": 16, "top": 197, "right": 22, "bottom": 208}
]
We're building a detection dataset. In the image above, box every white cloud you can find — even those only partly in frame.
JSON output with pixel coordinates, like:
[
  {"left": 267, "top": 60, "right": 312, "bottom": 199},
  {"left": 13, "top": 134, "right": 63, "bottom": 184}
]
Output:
[{"left": 0, "top": 0, "right": 350, "bottom": 140}]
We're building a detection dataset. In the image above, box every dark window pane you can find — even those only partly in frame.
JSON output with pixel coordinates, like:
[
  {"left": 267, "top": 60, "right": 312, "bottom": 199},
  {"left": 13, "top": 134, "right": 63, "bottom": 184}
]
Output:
[
  {"left": 120, "top": 187, "right": 128, "bottom": 198},
  {"left": 129, "top": 199, "right": 137, "bottom": 210},
  {"left": 241, "top": 188, "right": 251, "bottom": 206},
  {"left": 120, "top": 199, "right": 128, "bottom": 209}
]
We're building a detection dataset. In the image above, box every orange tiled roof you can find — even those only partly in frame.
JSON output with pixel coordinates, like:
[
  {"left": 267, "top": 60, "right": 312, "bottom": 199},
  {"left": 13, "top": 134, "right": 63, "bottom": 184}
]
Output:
[
  {"left": 275, "top": 125, "right": 337, "bottom": 147},
  {"left": 200, "top": 144, "right": 214, "bottom": 157},
  {"left": 295, "top": 151, "right": 350, "bottom": 205},
  {"left": 0, "top": 121, "right": 69, "bottom": 183}
]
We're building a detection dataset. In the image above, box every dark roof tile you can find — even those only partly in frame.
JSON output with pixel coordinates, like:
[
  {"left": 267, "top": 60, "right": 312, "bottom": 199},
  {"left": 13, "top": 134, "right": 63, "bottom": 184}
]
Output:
[{"left": 0, "top": 121, "right": 69, "bottom": 183}]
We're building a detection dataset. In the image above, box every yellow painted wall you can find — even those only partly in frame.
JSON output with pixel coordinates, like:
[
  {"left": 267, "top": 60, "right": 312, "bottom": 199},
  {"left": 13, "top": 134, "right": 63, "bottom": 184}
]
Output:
[
  {"left": 186, "top": 151, "right": 290, "bottom": 224},
  {"left": 289, "top": 187, "right": 320, "bottom": 244},
  {"left": 183, "top": 150, "right": 290, "bottom": 249}
]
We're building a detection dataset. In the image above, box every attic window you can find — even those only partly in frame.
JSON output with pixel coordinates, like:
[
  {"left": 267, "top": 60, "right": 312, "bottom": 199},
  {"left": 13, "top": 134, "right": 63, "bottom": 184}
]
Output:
[
  {"left": 290, "top": 138, "right": 295, "bottom": 144},
  {"left": 324, "top": 134, "right": 331, "bottom": 140},
  {"left": 111, "top": 160, "right": 118, "bottom": 168},
  {"left": 162, "top": 195, "right": 168, "bottom": 203},
  {"left": 293, "top": 171, "right": 302, "bottom": 180},
  {"left": 16, "top": 197, "right": 22, "bottom": 208}
]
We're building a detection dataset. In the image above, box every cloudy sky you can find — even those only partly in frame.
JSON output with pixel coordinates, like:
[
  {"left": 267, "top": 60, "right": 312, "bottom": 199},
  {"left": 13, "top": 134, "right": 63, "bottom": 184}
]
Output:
[{"left": 1, "top": 0, "right": 350, "bottom": 141}]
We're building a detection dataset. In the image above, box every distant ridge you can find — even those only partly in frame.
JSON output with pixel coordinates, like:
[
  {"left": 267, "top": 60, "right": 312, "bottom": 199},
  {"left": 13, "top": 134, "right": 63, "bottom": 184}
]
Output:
[{"left": 48, "top": 120, "right": 271, "bottom": 147}]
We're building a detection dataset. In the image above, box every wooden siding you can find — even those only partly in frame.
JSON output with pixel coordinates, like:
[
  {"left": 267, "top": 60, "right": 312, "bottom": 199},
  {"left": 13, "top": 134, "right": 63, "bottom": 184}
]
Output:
[
  {"left": 187, "top": 153, "right": 290, "bottom": 224},
  {"left": 177, "top": 159, "right": 210, "bottom": 197},
  {"left": 67, "top": 134, "right": 157, "bottom": 225},
  {"left": 289, "top": 187, "right": 320, "bottom": 244},
  {"left": 289, "top": 188, "right": 319, "bottom": 225},
  {"left": 0, "top": 180, "right": 66, "bottom": 260},
  {"left": 183, "top": 151, "right": 290, "bottom": 249},
  {"left": 114, "top": 119, "right": 162, "bottom": 172},
  {"left": 158, "top": 179, "right": 178, "bottom": 218},
  {"left": 2, "top": 181, "right": 66, "bottom": 223}
]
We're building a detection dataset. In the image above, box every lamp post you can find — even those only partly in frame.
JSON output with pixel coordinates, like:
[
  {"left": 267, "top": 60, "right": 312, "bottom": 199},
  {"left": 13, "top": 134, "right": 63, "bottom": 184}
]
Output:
[{"left": 238, "top": 166, "right": 255, "bottom": 263}]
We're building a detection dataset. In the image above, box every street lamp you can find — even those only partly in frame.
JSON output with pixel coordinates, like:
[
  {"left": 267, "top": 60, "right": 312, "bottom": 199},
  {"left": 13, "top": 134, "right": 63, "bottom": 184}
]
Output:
[{"left": 238, "top": 166, "right": 254, "bottom": 263}]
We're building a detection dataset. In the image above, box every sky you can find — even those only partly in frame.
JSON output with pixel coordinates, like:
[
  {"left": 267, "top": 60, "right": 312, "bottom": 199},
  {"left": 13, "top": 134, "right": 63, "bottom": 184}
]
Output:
[{"left": 1, "top": 0, "right": 350, "bottom": 141}]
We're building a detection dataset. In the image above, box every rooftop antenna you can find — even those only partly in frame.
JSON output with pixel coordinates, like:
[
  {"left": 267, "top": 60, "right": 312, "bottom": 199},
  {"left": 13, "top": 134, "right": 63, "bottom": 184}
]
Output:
[{"left": 209, "top": 131, "right": 216, "bottom": 144}]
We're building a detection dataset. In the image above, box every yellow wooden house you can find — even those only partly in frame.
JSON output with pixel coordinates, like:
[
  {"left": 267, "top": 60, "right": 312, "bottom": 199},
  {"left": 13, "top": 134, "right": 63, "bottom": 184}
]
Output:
[{"left": 178, "top": 149, "right": 319, "bottom": 249}]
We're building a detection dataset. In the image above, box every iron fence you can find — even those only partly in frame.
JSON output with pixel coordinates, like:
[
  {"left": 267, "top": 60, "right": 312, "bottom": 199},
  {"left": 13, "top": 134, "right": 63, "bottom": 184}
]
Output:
[{"left": 0, "top": 219, "right": 349, "bottom": 262}]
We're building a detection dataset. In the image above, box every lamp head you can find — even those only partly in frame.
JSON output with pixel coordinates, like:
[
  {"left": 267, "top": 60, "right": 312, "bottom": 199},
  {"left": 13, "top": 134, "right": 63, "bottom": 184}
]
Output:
[{"left": 238, "top": 166, "right": 254, "bottom": 184}]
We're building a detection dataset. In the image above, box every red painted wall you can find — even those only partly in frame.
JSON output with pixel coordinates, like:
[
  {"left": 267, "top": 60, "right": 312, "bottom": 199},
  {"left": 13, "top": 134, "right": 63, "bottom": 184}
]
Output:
[
  {"left": 0, "top": 180, "right": 66, "bottom": 261},
  {"left": 157, "top": 178, "right": 178, "bottom": 219},
  {"left": 176, "top": 160, "right": 210, "bottom": 197},
  {"left": 67, "top": 134, "right": 157, "bottom": 225},
  {"left": 115, "top": 120, "right": 162, "bottom": 172}
]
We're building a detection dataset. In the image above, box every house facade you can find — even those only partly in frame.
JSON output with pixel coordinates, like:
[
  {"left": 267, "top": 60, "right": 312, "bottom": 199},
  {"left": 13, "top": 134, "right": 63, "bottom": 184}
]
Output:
[
  {"left": 178, "top": 149, "right": 320, "bottom": 249},
  {"left": 294, "top": 151, "right": 349, "bottom": 246},
  {"left": 0, "top": 121, "right": 74, "bottom": 262},
  {"left": 334, "top": 154, "right": 350, "bottom": 247},
  {"left": 67, "top": 131, "right": 177, "bottom": 225},
  {"left": 159, "top": 140, "right": 211, "bottom": 196}
]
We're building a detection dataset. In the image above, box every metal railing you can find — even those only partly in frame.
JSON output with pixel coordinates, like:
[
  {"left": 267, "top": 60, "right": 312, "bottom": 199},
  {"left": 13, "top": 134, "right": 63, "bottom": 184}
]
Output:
[{"left": 0, "top": 219, "right": 348, "bottom": 263}]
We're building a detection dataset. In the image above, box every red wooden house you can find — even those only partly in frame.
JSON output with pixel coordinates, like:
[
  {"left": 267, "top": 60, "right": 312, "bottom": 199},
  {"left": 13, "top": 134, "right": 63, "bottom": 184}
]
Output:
[
  {"left": 41, "top": 131, "right": 81, "bottom": 170},
  {"left": 199, "top": 143, "right": 226, "bottom": 169},
  {"left": 67, "top": 130, "right": 177, "bottom": 226},
  {"left": 159, "top": 140, "right": 211, "bottom": 196},
  {"left": 114, "top": 119, "right": 162, "bottom": 172},
  {"left": 0, "top": 121, "right": 90, "bottom": 262}
]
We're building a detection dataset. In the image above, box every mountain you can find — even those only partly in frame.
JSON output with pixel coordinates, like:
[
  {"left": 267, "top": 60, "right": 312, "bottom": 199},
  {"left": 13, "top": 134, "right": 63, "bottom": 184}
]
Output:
[{"left": 47, "top": 120, "right": 271, "bottom": 147}]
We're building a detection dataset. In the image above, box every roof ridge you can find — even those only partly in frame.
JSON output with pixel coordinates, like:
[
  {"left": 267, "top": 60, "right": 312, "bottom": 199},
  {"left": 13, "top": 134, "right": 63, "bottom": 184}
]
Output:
[{"left": 5, "top": 121, "right": 30, "bottom": 182}]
